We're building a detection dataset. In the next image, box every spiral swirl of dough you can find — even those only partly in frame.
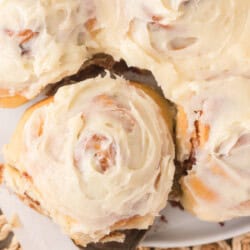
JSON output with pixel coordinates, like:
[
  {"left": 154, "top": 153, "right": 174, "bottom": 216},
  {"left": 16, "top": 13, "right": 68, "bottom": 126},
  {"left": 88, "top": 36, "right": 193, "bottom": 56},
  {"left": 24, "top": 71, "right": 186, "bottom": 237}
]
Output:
[{"left": 4, "top": 75, "right": 174, "bottom": 244}]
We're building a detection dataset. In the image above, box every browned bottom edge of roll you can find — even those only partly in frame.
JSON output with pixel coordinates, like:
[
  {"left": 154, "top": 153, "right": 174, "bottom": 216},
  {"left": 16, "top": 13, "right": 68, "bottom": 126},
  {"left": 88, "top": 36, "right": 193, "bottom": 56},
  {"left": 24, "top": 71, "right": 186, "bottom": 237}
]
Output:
[{"left": 79, "top": 229, "right": 147, "bottom": 250}]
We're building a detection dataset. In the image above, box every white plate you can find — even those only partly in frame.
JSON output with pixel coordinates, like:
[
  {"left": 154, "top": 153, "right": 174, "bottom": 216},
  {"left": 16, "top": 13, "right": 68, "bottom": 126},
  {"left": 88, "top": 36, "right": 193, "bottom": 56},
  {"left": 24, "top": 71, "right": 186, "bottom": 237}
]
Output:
[
  {"left": 143, "top": 206, "right": 250, "bottom": 248},
  {"left": 0, "top": 101, "right": 250, "bottom": 249}
]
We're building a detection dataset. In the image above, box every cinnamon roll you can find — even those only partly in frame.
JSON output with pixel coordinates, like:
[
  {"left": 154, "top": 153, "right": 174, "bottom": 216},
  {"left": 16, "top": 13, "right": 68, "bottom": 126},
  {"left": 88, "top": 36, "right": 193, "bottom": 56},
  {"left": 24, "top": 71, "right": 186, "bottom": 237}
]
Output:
[
  {"left": 3, "top": 75, "right": 175, "bottom": 246},
  {"left": 0, "top": 0, "right": 93, "bottom": 107},
  {"left": 87, "top": 0, "right": 250, "bottom": 101},
  {"left": 176, "top": 76, "right": 250, "bottom": 221}
]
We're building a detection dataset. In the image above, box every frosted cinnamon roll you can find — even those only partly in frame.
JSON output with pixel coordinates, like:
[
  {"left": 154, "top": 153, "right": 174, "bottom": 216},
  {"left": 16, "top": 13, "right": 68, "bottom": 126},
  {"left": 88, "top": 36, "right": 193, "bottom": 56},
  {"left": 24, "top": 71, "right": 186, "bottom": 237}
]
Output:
[
  {"left": 176, "top": 76, "right": 250, "bottom": 221},
  {"left": 0, "top": 0, "right": 94, "bottom": 107},
  {"left": 3, "top": 75, "right": 175, "bottom": 246},
  {"left": 88, "top": 0, "right": 250, "bottom": 101}
]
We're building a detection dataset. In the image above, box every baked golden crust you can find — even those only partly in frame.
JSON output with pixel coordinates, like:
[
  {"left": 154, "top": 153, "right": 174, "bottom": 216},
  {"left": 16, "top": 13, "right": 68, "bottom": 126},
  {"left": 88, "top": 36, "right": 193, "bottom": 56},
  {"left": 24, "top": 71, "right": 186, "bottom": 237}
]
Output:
[
  {"left": 4, "top": 97, "right": 54, "bottom": 166},
  {"left": 3, "top": 163, "right": 153, "bottom": 246},
  {"left": 0, "top": 89, "right": 28, "bottom": 108}
]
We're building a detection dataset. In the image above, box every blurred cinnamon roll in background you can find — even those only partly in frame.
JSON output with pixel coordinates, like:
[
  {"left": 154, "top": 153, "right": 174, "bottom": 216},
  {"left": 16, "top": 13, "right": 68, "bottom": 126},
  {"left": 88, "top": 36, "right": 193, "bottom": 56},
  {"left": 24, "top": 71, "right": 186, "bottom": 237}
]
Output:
[
  {"left": 2, "top": 0, "right": 250, "bottom": 107},
  {"left": 2, "top": 75, "right": 175, "bottom": 246},
  {"left": 176, "top": 76, "right": 250, "bottom": 221},
  {"left": 0, "top": 0, "right": 94, "bottom": 107},
  {"left": 86, "top": 0, "right": 250, "bottom": 101}
]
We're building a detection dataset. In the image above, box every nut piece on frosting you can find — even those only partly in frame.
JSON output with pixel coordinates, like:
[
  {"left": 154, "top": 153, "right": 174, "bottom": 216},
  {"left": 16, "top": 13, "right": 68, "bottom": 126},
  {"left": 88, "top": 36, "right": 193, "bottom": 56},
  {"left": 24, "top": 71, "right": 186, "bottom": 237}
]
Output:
[
  {"left": 3, "top": 75, "right": 175, "bottom": 246},
  {"left": 0, "top": 0, "right": 94, "bottom": 107}
]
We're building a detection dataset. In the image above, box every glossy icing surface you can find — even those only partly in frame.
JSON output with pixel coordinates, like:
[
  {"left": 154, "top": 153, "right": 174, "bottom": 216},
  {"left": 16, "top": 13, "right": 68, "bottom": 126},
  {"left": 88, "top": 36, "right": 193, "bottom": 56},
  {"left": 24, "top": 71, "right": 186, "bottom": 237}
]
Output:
[{"left": 4, "top": 76, "right": 175, "bottom": 243}]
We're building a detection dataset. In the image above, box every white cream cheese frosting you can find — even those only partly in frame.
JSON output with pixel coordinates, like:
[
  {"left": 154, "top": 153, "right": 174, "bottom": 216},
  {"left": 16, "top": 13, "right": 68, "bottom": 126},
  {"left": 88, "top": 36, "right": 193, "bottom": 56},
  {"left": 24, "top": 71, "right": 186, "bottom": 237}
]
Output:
[
  {"left": 87, "top": 0, "right": 250, "bottom": 102},
  {"left": 0, "top": 0, "right": 93, "bottom": 98},
  {"left": 2, "top": 0, "right": 249, "bottom": 102},
  {"left": 176, "top": 76, "right": 250, "bottom": 221},
  {"left": 3, "top": 75, "right": 175, "bottom": 244}
]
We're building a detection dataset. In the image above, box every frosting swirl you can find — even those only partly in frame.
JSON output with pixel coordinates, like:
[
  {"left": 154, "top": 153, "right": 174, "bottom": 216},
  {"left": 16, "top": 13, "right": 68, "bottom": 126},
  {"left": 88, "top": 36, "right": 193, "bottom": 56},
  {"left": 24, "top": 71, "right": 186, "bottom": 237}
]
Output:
[
  {"left": 0, "top": 0, "right": 93, "bottom": 98},
  {"left": 4, "top": 75, "right": 174, "bottom": 244},
  {"left": 2, "top": 0, "right": 248, "bottom": 103},
  {"left": 176, "top": 76, "right": 250, "bottom": 221},
  {"left": 87, "top": 0, "right": 250, "bottom": 101}
]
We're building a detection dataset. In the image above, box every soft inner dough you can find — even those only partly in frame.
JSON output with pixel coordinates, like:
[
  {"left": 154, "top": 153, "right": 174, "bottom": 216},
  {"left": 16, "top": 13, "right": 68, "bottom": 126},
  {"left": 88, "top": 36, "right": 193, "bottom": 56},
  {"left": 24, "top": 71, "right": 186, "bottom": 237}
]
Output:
[
  {"left": 176, "top": 76, "right": 250, "bottom": 221},
  {"left": 3, "top": 75, "right": 175, "bottom": 245},
  {"left": 0, "top": 0, "right": 93, "bottom": 99}
]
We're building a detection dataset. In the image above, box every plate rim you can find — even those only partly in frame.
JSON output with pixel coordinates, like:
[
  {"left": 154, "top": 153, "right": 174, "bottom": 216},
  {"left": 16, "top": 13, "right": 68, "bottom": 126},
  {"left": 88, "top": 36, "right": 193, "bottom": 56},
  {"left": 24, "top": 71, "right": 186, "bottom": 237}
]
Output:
[{"left": 142, "top": 219, "right": 250, "bottom": 248}]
